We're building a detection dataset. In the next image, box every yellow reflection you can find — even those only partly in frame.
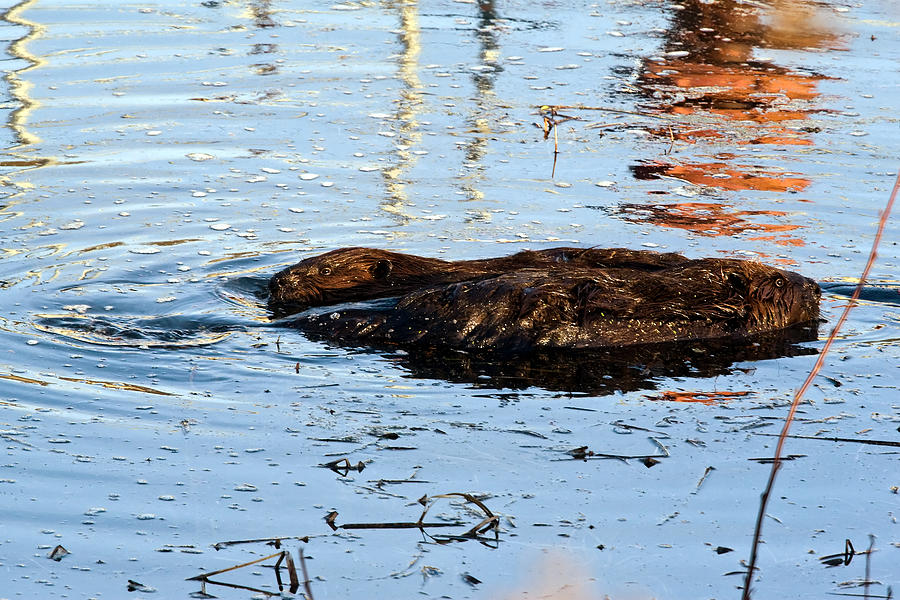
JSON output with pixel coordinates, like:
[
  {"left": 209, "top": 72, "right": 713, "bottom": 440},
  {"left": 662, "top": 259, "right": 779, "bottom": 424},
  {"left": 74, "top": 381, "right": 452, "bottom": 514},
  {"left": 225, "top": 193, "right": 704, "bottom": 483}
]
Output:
[
  {"left": 2, "top": 371, "right": 174, "bottom": 399},
  {"left": 380, "top": 0, "right": 424, "bottom": 222},
  {"left": 0, "top": 372, "right": 50, "bottom": 387},
  {"left": 5, "top": 0, "right": 45, "bottom": 148},
  {"left": 57, "top": 376, "right": 176, "bottom": 396}
]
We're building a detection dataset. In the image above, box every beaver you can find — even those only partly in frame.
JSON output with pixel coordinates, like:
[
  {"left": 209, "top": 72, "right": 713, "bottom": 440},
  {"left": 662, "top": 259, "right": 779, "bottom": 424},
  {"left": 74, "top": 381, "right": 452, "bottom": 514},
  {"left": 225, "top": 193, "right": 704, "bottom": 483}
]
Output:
[
  {"left": 268, "top": 246, "right": 689, "bottom": 316},
  {"left": 285, "top": 257, "right": 820, "bottom": 353}
]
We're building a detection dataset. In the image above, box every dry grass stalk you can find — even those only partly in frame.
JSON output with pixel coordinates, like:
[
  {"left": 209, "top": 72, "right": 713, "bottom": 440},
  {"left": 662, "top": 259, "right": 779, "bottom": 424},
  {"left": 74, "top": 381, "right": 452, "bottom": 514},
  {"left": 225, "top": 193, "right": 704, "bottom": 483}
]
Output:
[{"left": 743, "top": 170, "right": 898, "bottom": 598}]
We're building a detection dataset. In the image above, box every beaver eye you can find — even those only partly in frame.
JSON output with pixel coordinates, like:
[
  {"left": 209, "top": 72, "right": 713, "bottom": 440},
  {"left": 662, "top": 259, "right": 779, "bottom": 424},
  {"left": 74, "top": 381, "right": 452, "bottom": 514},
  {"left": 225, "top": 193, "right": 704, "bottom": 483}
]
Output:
[
  {"left": 320, "top": 267, "right": 333, "bottom": 276},
  {"left": 774, "top": 277, "right": 785, "bottom": 288}
]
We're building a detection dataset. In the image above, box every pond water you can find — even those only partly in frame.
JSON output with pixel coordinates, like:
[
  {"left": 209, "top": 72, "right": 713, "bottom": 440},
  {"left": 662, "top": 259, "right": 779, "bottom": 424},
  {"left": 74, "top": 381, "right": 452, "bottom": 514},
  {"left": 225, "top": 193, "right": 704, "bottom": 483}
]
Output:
[{"left": 0, "top": 1, "right": 898, "bottom": 598}]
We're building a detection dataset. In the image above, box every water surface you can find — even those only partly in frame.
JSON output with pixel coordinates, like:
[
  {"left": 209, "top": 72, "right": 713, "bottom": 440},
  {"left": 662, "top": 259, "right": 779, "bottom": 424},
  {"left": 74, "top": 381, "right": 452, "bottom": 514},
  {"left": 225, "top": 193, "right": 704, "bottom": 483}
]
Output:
[{"left": 1, "top": 1, "right": 898, "bottom": 598}]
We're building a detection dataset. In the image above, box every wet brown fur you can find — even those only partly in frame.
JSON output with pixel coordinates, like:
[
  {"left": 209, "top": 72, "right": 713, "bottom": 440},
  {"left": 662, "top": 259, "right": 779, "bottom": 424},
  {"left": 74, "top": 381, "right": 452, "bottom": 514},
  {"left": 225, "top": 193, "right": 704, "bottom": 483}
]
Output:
[
  {"left": 277, "top": 249, "right": 821, "bottom": 353},
  {"left": 268, "top": 246, "right": 689, "bottom": 315}
]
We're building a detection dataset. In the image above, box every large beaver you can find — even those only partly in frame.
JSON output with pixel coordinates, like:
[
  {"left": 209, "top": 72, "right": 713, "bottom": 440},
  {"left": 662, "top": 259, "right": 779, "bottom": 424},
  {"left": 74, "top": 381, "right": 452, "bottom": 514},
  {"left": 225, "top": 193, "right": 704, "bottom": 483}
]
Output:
[
  {"left": 278, "top": 252, "right": 821, "bottom": 353},
  {"left": 268, "top": 246, "right": 689, "bottom": 315}
]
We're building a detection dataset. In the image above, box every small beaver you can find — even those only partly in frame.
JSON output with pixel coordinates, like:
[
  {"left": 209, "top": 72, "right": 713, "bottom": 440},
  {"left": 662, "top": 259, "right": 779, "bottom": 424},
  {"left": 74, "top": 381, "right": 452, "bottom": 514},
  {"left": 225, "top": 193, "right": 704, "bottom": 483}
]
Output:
[
  {"left": 268, "top": 246, "right": 689, "bottom": 315},
  {"left": 283, "top": 254, "right": 821, "bottom": 353}
]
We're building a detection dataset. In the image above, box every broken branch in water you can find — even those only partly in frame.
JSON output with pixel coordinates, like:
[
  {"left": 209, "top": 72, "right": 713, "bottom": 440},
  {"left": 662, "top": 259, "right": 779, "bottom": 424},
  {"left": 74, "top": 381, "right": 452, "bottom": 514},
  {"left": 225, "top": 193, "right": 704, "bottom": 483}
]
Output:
[
  {"left": 754, "top": 432, "right": 900, "bottom": 448},
  {"left": 325, "top": 492, "right": 501, "bottom": 547},
  {"left": 319, "top": 457, "right": 367, "bottom": 475},
  {"left": 212, "top": 535, "right": 309, "bottom": 551},
  {"left": 188, "top": 549, "right": 305, "bottom": 598},
  {"left": 564, "top": 436, "right": 671, "bottom": 464}
]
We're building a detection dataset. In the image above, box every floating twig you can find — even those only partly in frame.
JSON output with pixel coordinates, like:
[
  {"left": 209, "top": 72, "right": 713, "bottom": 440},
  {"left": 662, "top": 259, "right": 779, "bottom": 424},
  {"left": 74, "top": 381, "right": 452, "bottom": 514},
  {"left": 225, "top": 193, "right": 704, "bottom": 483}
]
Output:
[
  {"left": 188, "top": 549, "right": 306, "bottom": 597},
  {"left": 47, "top": 544, "right": 69, "bottom": 561},
  {"left": 820, "top": 539, "right": 858, "bottom": 567},
  {"left": 187, "top": 550, "right": 284, "bottom": 582},
  {"left": 611, "top": 420, "right": 672, "bottom": 437},
  {"left": 693, "top": 466, "right": 715, "bottom": 494},
  {"left": 539, "top": 103, "right": 677, "bottom": 121},
  {"left": 748, "top": 454, "right": 807, "bottom": 463},
  {"left": 325, "top": 492, "right": 501, "bottom": 547},
  {"left": 325, "top": 511, "right": 462, "bottom": 531},
  {"left": 536, "top": 105, "right": 580, "bottom": 178},
  {"left": 319, "top": 457, "right": 366, "bottom": 475},
  {"left": 564, "top": 442, "right": 668, "bottom": 464},
  {"left": 212, "top": 536, "right": 309, "bottom": 550},
  {"left": 755, "top": 433, "right": 900, "bottom": 448}
]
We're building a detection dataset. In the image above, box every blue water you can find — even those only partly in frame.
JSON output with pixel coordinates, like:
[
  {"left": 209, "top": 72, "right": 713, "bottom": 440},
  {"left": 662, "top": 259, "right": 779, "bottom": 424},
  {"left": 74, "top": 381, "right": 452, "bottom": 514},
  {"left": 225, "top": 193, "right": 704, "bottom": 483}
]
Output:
[{"left": 0, "top": 1, "right": 898, "bottom": 598}]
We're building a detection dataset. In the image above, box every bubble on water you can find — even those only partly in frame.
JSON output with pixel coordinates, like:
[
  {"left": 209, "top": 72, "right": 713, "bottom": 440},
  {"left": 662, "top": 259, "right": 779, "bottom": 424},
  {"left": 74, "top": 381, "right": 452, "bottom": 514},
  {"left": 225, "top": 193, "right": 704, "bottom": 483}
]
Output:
[{"left": 63, "top": 304, "right": 91, "bottom": 314}]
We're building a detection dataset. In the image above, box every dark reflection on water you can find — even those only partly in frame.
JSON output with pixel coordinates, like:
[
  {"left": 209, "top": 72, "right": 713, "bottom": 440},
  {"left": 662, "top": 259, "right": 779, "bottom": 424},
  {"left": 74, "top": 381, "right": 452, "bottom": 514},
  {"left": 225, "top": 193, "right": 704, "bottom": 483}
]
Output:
[
  {"left": 293, "top": 323, "right": 820, "bottom": 395},
  {"left": 820, "top": 282, "right": 900, "bottom": 305},
  {"left": 31, "top": 275, "right": 270, "bottom": 348},
  {"left": 596, "top": 200, "right": 802, "bottom": 242},
  {"left": 34, "top": 313, "right": 238, "bottom": 347}
]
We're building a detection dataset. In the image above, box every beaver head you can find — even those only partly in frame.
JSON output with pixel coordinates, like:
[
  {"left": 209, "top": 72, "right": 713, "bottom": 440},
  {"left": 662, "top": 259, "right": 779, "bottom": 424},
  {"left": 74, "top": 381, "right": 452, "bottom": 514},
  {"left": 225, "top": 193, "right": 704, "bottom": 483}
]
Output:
[
  {"left": 268, "top": 247, "right": 453, "bottom": 315},
  {"left": 732, "top": 260, "right": 821, "bottom": 331},
  {"left": 624, "top": 258, "right": 821, "bottom": 334}
]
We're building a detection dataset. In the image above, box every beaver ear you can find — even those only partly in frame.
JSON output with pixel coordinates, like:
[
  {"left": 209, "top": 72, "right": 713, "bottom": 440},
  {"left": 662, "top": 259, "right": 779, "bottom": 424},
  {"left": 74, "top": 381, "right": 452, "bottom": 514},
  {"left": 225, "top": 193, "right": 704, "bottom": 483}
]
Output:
[
  {"left": 371, "top": 259, "right": 393, "bottom": 280},
  {"left": 726, "top": 271, "right": 750, "bottom": 295}
]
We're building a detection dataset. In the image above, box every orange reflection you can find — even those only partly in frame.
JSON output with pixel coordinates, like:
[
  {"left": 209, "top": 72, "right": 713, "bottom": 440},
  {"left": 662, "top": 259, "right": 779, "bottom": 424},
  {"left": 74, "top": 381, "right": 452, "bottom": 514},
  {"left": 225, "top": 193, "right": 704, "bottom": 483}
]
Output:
[
  {"left": 632, "top": 161, "right": 809, "bottom": 192},
  {"left": 614, "top": 201, "right": 805, "bottom": 247},
  {"left": 634, "top": 0, "right": 841, "bottom": 192},
  {"left": 646, "top": 390, "right": 751, "bottom": 405}
]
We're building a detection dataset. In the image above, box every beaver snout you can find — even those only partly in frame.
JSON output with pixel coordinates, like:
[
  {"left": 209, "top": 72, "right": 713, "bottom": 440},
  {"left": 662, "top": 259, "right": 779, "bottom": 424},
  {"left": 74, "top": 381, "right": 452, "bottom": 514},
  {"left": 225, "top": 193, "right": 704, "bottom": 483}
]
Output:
[{"left": 268, "top": 268, "right": 317, "bottom": 314}]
